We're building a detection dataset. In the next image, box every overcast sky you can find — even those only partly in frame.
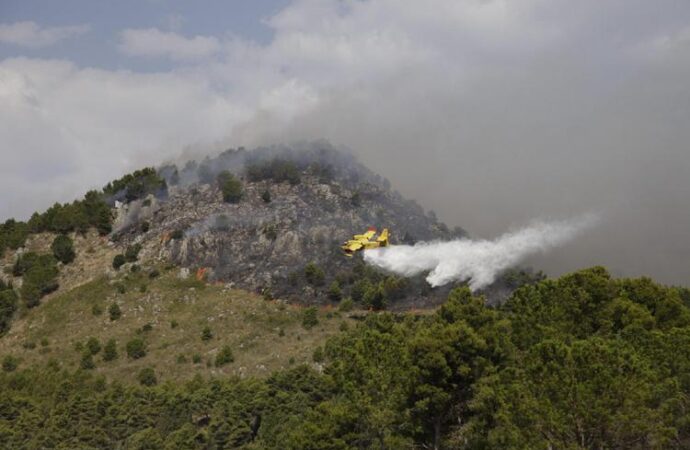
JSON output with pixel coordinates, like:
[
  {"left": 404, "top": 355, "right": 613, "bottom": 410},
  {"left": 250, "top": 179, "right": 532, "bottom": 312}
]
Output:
[{"left": 1, "top": 0, "right": 689, "bottom": 284}]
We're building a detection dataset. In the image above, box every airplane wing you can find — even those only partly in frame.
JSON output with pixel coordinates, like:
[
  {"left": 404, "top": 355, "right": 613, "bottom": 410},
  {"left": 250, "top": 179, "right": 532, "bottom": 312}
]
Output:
[
  {"left": 344, "top": 241, "right": 363, "bottom": 252},
  {"left": 362, "top": 229, "right": 376, "bottom": 240}
]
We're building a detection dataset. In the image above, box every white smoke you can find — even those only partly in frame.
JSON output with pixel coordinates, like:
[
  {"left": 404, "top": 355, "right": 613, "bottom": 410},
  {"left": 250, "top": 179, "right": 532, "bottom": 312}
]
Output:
[{"left": 364, "top": 215, "right": 599, "bottom": 291}]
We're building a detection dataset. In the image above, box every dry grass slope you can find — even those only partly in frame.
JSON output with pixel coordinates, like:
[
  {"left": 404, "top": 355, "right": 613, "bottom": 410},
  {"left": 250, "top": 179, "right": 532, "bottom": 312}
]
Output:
[{"left": 0, "top": 267, "right": 353, "bottom": 383}]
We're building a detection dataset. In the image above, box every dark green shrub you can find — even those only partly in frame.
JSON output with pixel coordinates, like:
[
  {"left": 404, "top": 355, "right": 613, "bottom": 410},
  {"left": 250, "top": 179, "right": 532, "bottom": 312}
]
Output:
[
  {"left": 82, "top": 190, "right": 113, "bottom": 235},
  {"left": 124, "top": 244, "right": 142, "bottom": 262},
  {"left": 2, "top": 355, "right": 18, "bottom": 372},
  {"left": 103, "top": 167, "right": 166, "bottom": 203},
  {"left": 351, "top": 279, "right": 370, "bottom": 303},
  {"left": 217, "top": 171, "right": 243, "bottom": 203},
  {"left": 363, "top": 283, "right": 387, "bottom": 311},
  {"left": 22, "top": 341, "right": 36, "bottom": 350},
  {"left": 148, "top": 269, "right": 160, "bottom": 279},
  {"left": 112, "top": 254, "right": 126, "bottom": 270},
  {"left": 0, "top": 289, "right": 18, "bottom": 335},
  {"left": 19, "top": 254, "right": 58, "bottom": 308},
  {"left": 40, "top": 338, "right": 49, "bottom": 347},
  {"left": 86, "top": 337, "right": 101, "bottom": 355},
  {"left": 126, "top": 338, "right": 147, "bottom": 359},
  {"left": 302, "top": 307, "right": 319, "bottom": 330},
  {"left": 381, "top": 276, "right": 408, "bottom": 301},
  {"left": 201, "top": 326, "right": 213, "bottom": 341},
  {"left": 21, "top": 283, "right": 41, "bottom": 308},
  {"left": 51, "top": 234, "right": 75, "bottom": 264},
  {"left": 108, "top": 303, "right": 122, "bottom": 321},
  {"left": 170, "top": 229, "right": 184, "bottom": 240},
  {"left": 137, "top": 367, "right": 157, "bottom": 386},
  {"left": 13, "top": 252, "right": 38, "bottom": 276},
  {"left": 261, "top": 189, "right": 271, "bottom": 203},
  {"left": 91, "top": 304, "right": 103, "bottom": 316},
  {"left": 215, "top": 345, "right": 234, "bottom": 367},
  {"left": 192, "top": 353, "right": 202, "bottom": 364},
  {"left": 338, "top": 297, "right": 354, "bottom": 312},
  {"left": 328, "top": 281, "right": 342, "bottom": 302},
  {"left": 176, "top": 354, "right": 187, "bottom": 364},
  {"left": 0, "top": 219, "right": 29, "bottom": 252},
  {"left": 103, "top": 339, "right": 117, "bottom": 361},
  {"left": 246, "top": 159, "right": 301, "bottom": 185},
  {"left": 142, "top": 323, "right": 153, "bottom": 332},
  {"left": 170, "top": 320, "right": 179, "bottom": 329},
  {"left": 80, "top": 351, "right": 95, "bottom": 370},
  {"left": 140, "top": 221, "right": 150, "bottom": 233},
  {"left": 304, "top": 263, "right": 325, "bottom": 286},
  {"left": 312, "top": 346, "right": 324, "bottom": 363}
]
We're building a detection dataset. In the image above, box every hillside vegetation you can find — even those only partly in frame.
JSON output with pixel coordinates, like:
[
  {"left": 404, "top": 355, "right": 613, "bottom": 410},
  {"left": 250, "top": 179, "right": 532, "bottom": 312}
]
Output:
[
  {"left": 0, "top": 267, "right": 352, "bottom": 383},
  {"left": 1, "top": 267, "right": 690, "bottom": 449}
]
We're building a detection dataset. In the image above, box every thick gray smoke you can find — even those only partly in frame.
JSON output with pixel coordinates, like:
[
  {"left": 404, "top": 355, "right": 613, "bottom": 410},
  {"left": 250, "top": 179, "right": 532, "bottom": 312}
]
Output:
[{"left": 364, "top": 215, "right": 598, "bottom": 291}]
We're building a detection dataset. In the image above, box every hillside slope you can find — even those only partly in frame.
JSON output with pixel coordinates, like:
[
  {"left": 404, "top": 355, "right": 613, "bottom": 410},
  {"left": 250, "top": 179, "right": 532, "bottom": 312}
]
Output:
[
  {"left": 0, "top": 266, "right": 355, "bottom": 383},
  {"left": 113, "top": 144, "right": 467, "bottom": 309}
]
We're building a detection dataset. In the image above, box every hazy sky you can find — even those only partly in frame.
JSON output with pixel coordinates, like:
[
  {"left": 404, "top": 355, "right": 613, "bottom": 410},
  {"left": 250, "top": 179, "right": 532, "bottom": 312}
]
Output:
[{"left": 1, "top": 0, "right": 689, "bottom": 284}]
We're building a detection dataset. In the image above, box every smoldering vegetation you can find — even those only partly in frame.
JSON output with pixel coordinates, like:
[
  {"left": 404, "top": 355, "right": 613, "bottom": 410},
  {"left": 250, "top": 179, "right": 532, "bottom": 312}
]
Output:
[
  {"left": 111, "top": 143, "right": 543, "bottom": 307},
  {"left": 158, "top": 141, "right": 390, "bottom": 192}
]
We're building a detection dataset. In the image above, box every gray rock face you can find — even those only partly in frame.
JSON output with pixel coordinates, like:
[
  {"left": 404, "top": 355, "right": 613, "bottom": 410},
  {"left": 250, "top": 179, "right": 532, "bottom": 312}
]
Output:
[{"left": 114, "top": 146, "right": 466, "bottom": 307}]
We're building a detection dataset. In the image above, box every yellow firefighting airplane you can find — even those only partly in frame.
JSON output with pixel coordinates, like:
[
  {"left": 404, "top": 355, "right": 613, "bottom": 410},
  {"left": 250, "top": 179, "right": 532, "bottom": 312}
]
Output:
[{"left": 341, "top": 227, "right": 389, "bottom": 257}]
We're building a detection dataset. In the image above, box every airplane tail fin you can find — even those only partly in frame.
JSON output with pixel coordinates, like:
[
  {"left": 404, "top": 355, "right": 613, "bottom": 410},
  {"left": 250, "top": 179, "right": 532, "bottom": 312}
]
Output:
[{"left": 377, "top": 228, "right": 389, "bottom": 246}]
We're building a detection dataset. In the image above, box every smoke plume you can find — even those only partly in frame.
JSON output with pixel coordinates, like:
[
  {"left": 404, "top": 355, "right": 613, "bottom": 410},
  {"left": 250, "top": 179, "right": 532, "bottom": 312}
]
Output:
[{"left": 364, "top": 215, "right": 598, "bottom": 291}]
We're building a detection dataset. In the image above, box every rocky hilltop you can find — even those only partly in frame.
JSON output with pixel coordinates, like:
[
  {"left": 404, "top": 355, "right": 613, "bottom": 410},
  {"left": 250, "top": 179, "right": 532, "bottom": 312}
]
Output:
[{"left": 112, "top": 143, "right": 467, "bottom": 308}]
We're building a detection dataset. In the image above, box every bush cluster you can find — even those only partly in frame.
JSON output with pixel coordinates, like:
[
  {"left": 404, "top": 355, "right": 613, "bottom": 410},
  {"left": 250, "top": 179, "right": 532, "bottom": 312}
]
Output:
[
  {"left": 215, "top": 345, "right": 234, "bottom": 367},
  {"left": 29, "top": 190, "right": 112, "bottom": 236},
  {"left": 246, "top": 158, "right": 301, "bottom": 185},
  {"left": 0, "top": 174, "right": 148, "bottom": 257},
  {"left": 304, "top": 262, "right": 325, "bottom": 286},
  {"left": 137, "top": 367, "right": 157, "bottom": 386},
  {"left": 0, "top": 281, "right": 18, "bottom": 335},
  {"left": 126, "top": 338, "right": 147, "bottom": 359},
  {"left": 217, "top": 171, "right": 243, "bottom": 203},
  {"left": 124, "top": 244, "right": 142, "bottom": 262},
  {"left": 14, "top": 253, "right": 59, "bottom": 308},
  {"left": 51, "top": 234, "right": 75, "bottom": 264},
  {"left": 103, "top": 167, "right": 167, "bottom": 203},
  {"left": 302, "top": 307, "right": 319, "bottom": 330}
]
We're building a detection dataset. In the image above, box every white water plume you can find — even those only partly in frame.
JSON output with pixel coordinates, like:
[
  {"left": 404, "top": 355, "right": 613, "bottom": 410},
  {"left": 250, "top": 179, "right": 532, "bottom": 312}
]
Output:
[{"left": 364, "top": 215, "right": 599, "bottom": 291}]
